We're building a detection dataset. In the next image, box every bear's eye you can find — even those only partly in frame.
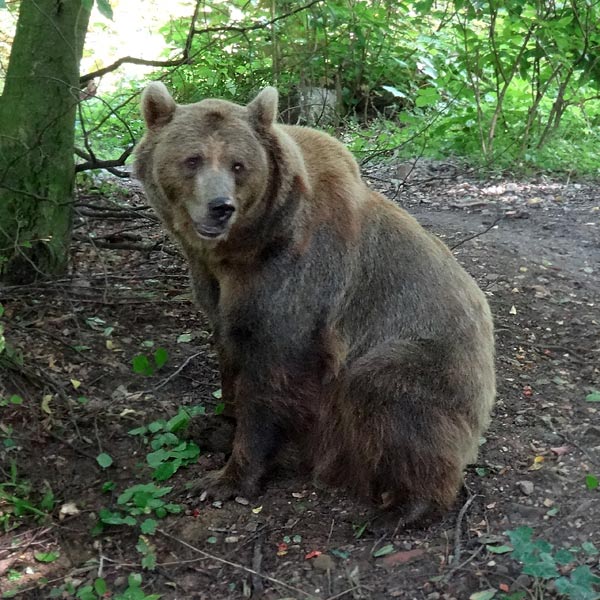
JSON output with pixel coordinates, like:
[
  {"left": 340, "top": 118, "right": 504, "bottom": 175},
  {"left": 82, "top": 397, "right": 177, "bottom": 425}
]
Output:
[
  {"left": 183, "top": 155, "right": 203, "bottom": 170},
  {"left": 232, "top": 162, "right": 245, "bottom": 174}
]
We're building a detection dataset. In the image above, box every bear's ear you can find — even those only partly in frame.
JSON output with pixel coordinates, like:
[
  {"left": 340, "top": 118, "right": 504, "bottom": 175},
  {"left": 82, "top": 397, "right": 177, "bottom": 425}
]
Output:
[
  {"left": 248, "top": 87, "right": 278, "bottom": 129},
  {"left": 141, "top": 82, "right": 176, "bottom": 130}
]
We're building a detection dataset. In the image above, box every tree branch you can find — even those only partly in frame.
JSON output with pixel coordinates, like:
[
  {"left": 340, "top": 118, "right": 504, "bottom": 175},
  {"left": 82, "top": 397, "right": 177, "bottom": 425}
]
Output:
[
  {"left": 79, "top": 0, "right": 202, "bottom": 84},
  {"left": 74, "top": 145, "right": 134, "bottom": 177}
]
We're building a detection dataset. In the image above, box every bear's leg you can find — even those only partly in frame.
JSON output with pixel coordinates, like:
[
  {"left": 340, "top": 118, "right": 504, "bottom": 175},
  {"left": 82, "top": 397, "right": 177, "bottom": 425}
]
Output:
[
  {"left": 316, "top": 340, "right": 479, "bottom": 523},
  {"left": 189, "top": 398, "right": 286, "bottom": 499}
]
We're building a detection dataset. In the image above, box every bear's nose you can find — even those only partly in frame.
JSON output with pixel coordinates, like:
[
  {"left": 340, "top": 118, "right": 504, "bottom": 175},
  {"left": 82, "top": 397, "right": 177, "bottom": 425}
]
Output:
[{"left": 207, "top": 197, "right": 235, "bottom": 222}]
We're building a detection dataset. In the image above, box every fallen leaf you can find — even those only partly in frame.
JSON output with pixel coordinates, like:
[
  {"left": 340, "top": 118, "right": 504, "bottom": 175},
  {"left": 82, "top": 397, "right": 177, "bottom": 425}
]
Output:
[
  {"left": 305, "top": 550, "right": 322, "bottom": 560},
  {"left": 550, "top": 445, "right": 570, "bottom": 456},
  {"left": 522, "top": 385, "right": 533, "bottom": 397},
  {"left": 373, "top": 544, "right": 395, "bottom": 558},
  {"left": 70, "top": 379, "right": 81, "bottom": 390},
  {"left": 499, "top": 583, "right": 510, "bottom": 593},
  {"left": 59, "top": 502, "right": 80, "bottom": 520},
  {"left": 277, "top": 543, "right": 288, "bottom": 557},
  {"left": 509, "top": 305, "right": 517, "bottom": 315},
  {"left": 41, "top": 394, "right": 53, "bottom": 415},
  {"left": 381, "top": 548, "right": 425, "bottom": 567}
]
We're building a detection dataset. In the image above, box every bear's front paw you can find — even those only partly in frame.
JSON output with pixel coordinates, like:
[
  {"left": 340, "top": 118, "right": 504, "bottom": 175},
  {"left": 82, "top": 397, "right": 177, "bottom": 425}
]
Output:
[{"left": 185, "top": 467, "right": 259, "bottom": 501}]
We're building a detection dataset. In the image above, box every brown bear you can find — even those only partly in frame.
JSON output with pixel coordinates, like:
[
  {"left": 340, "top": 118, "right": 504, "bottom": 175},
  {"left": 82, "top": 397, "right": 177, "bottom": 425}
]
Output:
[{"left": 134, "top": 83, "right": 496, "bottom": 523}]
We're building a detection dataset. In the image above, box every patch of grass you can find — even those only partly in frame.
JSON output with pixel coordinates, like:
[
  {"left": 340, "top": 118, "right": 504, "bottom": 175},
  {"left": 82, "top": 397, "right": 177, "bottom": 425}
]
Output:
[{"left": 0, "top": 461, "right": 55, "bottom": 531}]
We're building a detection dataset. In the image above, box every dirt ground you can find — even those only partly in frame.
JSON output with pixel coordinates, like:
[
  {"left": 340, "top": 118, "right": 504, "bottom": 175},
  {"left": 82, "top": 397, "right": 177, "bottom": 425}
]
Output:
[{"left": 1, "top": 160, "right": 599, "bottom": 599}]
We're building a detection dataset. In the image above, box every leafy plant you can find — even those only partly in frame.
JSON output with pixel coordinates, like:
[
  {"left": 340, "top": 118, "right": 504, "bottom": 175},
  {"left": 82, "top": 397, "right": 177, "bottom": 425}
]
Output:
[
  {"left": 0, "top": 461, "right": 55, "bottom": 531},
  {"left": 46, "top": 573, "right": 160, "bottom": 600},
  {"left": 129, "top": 406, "right": 203, "bottom": 480},
  {"left": 491, "top": 527, "right": 600, "bottom": 599},
  {"left": 132, "top": 347, "right": 169, "bottom": 376}
]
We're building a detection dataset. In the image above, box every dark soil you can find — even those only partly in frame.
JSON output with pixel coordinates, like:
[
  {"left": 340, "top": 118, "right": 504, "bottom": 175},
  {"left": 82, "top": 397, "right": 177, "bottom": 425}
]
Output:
[{"left": 1, "top": 161, "right": 599, "bottom": 599}]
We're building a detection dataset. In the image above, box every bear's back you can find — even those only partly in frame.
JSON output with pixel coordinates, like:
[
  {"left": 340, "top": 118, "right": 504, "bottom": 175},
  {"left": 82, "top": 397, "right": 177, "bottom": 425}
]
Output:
[{"left": 279, "top": 124, "right": 363, "bottom": 187}]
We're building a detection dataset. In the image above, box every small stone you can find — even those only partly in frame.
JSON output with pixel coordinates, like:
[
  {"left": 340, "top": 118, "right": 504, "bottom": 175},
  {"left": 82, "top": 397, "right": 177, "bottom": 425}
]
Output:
[
  {"left": 427, "top": 593, "right": 441, "bottom": 600},
  {"left": 234, "top": 496, "right": 249, "bottom": 505},
  {"left": 224, "top": 536, "right": 239, "bottom": 544},
  {"left": 581, "top": 426, "right": 600, "bottom": 445},
  {"left": 212, "top": 500, "right": 223, "bottom": 508},
  {"left": 511, "top": 574, "right": 532, "bottom": 592},
  {"left": 312, "top": 554, "right": 335, "bottom": 571},
  {"left": 518, "top": 480, "right": 534, "bottom": 496}
]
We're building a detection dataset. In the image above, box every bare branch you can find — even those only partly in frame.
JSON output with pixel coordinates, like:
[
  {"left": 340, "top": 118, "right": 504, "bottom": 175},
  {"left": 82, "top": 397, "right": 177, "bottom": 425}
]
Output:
[
  {"left": 75, "top": 145, "right": 134, "bottom": 176},
  {"left": 193, "top": 0, "right": 323, "bottom": 35},
  {"left": 80, "top": 0, "right": 202, "bottom": 84}
]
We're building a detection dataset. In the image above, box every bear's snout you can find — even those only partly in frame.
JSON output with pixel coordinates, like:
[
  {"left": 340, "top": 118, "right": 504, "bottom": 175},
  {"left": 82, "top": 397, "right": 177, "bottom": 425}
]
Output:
[{"left": 194, "top": 196, "right": 236, "bottom": 239}]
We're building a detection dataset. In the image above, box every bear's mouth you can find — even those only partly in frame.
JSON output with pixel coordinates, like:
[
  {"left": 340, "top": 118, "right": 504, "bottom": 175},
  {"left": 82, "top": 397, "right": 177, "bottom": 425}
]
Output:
[
  {"left": 194, "top": 222, "right": 227, "bottom": 239},
  {"left": 193, "top": 200, "right": 236, "bottom": 240}
]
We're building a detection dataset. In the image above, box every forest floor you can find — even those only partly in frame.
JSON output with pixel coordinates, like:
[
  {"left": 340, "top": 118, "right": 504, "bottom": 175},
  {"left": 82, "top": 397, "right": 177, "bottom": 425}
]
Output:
[{"left": 1, "top": 160, "right": 599, "bottom": 600}]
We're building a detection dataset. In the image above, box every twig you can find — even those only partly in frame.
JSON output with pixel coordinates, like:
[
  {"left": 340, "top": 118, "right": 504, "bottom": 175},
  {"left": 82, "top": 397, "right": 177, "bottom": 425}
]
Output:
[
  {"left": 147, "top": 352, "right": 202, "bottom": 393},
  {"left": 251, "top": 534, "right": 265, "bottom": 596},
  {"left": 451, "top": 493, "right": 478, "bottom": 566},
  {"left": 193, "top": 0, "right": 323, "bottom": 36},
  {"left": 450, "top": 215, "right": 504, "bottom": 251},
  {"left": 157, "top": 528, "right": 316, "bottom": 598},
  {"left": 325, "top": 588, "right": 360, "bottom": 600}
]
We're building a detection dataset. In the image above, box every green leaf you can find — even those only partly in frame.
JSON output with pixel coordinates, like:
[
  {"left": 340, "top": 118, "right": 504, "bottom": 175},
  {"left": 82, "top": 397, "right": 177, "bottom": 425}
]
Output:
[
  {"left": 415, "top": 87, "right": 440, "bottom": 108},
  {"left": 214, "top": 402, "right": 225, "bottom": 415},
  {"left": 94, "top": 578, "right": 107, "bottom": 596},
  {"left": 581, "top": 541, "right": 599, "bottom": 555},
  {"left": 146, "top": 448, "right": 169, "bottom": 468},
  {"left": 207, "top": 536, "right": 218, "bottom": 544},
  {"left": 141, "top": 551, "right": 157, "bottom": 570},
  {"left": 9, "top": 395, "right": 23, "bottom": 405},
  {"left": 522, "top": 552, "right": 559, "bottom": 579},
  {"left": 96, "top": 453, "right": 113, "bottom": 468},
  {"left": 486, "top": 544, "right": 512, "bottom": 554},
  {"left": 76, "top": 586, "right": 96, "bottom": 600},
  {"left": 153, "top": 461, "right": 178, "bottom": 481},
  {"left": 177, "top": 333, "right": 193, "bottom": 343},
  {"left": 382, "top": 85, "right": 407, "bottom": 98},
  {"left": 34, "top": 551, "right": 60, "bottom": 563},
  {"left": 154, "top": 347, "right": 168, "bottom": 369},
  {"left": 212, "top": 388, "right": 222, "bottom": 399},
  {"left": 141, "top": 518, "right": 157, "bottom": 534},
  {"left": 97, "top": 0, "right": 114, "bottom": 20},
  {"left": 372, "top": 543, "right": 395, "bottom": 557},
  {"left": 127, "top": 573, "right": 143, "bottom": 588},
  {"left": 585, "top": 391, "right": 600, "bottom": 403},
  {"left": 128, "top": 425, "right": 147, "bottom": 436},
  {"left": 82, "top": 0, "right": 93, "bottom": 11},
  {"left": 554, "top": 548, "right": 575, "bottom": 564},
  {"left": 166, "top": 410, "right": 189, "bottom": 433},
  {"left": 102, "top": 481, "right": 115, "bottom": 493},
  {"left": 132, "top": 354, "right": 153, "bottom": 376},
  {"left": 585, "top": 474, "right": 599, "bottom": 490}
]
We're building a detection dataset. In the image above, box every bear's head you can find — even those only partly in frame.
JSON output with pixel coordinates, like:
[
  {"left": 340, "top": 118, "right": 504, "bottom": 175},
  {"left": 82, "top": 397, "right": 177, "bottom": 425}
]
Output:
[{"left": 135, "top": 83, "right": 280, "bottom": 243}]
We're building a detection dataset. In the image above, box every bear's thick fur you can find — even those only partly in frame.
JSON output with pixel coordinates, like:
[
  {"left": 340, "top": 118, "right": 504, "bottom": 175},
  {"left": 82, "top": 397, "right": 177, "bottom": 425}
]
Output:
[{"left": 135, "top": 83, "right": 496, "bottom": 522}]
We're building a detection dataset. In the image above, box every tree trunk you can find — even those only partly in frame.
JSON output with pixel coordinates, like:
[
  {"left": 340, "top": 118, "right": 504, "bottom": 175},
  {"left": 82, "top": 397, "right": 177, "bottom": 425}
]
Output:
[{"left": 0, "top": 0, "right": 91, "bottom": 284}]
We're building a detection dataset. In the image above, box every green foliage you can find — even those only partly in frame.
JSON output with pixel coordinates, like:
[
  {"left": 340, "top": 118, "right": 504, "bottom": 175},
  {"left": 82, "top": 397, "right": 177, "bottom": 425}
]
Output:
[
  {"left": 142, "top": 0, "right": 600, "bottom": 174},
  {"left": 132, "top": 347, "right": 169, "bottom": 376},
  {"left": 493, "top": 527, "right": 600, "bottom": 599},
  {"left": 95, "top": 406, "right": 204, "bottom": 536},
  {"left": 0, "top": 461, "right": 55, "bottom": 530},
  {"left": 46, "top": 574, "right": 159, "bottom": 600}
]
